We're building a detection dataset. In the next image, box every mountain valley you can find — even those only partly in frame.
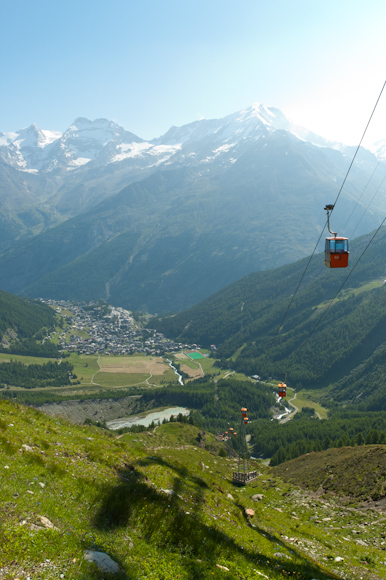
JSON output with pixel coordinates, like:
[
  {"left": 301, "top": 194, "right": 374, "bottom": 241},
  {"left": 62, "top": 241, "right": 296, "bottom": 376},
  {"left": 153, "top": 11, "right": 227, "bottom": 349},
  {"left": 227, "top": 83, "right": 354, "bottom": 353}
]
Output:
[
  {"left": 1, "top": 105, "right": 385, "bottom": 312},
  {"left": 2, "top": 104, "right": 386, "bottom": 578}
]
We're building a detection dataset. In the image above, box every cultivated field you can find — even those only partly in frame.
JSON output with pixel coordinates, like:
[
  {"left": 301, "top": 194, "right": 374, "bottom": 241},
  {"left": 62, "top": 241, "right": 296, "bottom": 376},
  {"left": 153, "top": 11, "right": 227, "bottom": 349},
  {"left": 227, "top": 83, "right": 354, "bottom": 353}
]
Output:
[
  {"left": 180, "top": 364, "right": 204, "bottom": 379},
  {"left": 91, "top": 354, "right": 178, "bottom": 388},
  {"left": 0, "top": 350, "right": 228, "bottom": 395}
]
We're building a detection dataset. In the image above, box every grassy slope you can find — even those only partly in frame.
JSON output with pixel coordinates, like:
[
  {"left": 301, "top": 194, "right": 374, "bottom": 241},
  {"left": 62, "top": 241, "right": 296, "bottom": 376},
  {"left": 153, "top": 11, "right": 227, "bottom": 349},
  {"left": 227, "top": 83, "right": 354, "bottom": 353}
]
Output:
[
  {"left": 273, "top": 445, "right": 386, "bottom": 501},
  {"left": 1, "top": 400, "right": 386, "bottom": 579}
]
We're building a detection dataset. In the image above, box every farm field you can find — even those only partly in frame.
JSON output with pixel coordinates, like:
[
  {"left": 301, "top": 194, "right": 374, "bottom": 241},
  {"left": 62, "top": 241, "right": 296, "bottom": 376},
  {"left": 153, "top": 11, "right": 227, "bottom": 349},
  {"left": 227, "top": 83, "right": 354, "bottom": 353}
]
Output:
[
  {"left": 90, "top": 354, "right": 178, "bottom": 388},
  {"left": 0, "top": 353, "right": 179, "bottom": 393},
  {"left": 177, "top": 352, "right": 219, "bottom": 375},
  {"left": 0, "top": 349, "right": 256, "bottom": 400}
]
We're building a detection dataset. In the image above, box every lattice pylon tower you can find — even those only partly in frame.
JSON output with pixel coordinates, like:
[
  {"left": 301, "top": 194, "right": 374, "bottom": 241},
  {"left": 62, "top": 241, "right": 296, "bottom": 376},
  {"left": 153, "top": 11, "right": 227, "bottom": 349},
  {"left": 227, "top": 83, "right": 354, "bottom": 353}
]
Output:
[{"left": 238, "top": 407, "right": 250, "bottom": 475}]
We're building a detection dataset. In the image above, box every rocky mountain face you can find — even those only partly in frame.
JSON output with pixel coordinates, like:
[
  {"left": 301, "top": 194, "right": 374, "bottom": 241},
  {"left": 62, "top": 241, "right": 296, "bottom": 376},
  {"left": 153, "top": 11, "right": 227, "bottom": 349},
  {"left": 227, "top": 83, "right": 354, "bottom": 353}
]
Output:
[{"left": 0, "top": 104, "right": 385, "bottom": 311}]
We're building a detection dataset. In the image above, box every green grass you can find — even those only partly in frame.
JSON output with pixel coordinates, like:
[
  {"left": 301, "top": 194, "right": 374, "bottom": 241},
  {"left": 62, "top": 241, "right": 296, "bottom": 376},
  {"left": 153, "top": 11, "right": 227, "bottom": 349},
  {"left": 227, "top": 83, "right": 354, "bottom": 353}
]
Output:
[
  {"left": 292, "top": 390, "right": 329, "bottom": 419},
  {"left": 185, "top": 351, "right": 205, "bottom": 360},
  {"left": 67, "top": 353, "right": 100, "bottom": 382},
  {"left": 180, "top": 358, "right": 201, "bottom": 370},
  {"left": 273, "top": 445, "right": 386, "bottom": 500},
  {"left": 199, "top": 356, "right": 220, "bottom": 374},
  {"left": 230, "top": 344, "right": 246, "bottom": 361},
  {"left": 92, "top": 372, "right": 156, "bottom": 387},
  {"left": 341, "top": 279, "right": 384, "bottom": 297},
  {"left": 0, "top": 399, "right": 385, "bottom": 579},
  {"left": 314, "top": 280, "right": 384, "bottom": 313},
  {"left": 0, "top": 352, "right": 57, "bottom": 365}
]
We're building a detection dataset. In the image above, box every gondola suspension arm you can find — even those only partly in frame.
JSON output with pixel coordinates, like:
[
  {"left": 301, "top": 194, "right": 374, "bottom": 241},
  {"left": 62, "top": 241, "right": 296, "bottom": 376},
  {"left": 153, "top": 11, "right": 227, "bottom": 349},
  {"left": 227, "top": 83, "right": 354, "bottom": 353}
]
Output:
[{"left": 324, "top": 204, "right": 337, "bottom": 237}]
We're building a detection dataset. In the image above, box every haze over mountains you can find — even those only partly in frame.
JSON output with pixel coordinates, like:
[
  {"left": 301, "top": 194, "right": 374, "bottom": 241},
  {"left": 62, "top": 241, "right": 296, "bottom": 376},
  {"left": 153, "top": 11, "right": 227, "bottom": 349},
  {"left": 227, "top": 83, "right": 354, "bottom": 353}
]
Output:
[{"left": 1, "top": 104, "right": 386, "bottom": 312}]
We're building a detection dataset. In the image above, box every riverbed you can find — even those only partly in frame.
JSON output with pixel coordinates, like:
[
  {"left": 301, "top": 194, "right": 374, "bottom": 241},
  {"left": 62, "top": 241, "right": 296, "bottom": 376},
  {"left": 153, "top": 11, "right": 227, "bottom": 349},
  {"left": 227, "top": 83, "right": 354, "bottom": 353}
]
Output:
[{"left": 106, "top": 406, "right": 190, "bottom": 430}]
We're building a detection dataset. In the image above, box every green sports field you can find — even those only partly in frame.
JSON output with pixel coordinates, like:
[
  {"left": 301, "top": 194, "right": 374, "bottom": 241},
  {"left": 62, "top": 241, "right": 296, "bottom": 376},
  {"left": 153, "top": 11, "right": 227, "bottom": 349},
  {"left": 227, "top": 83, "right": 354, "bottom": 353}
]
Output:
[{"left": 186, "top": 351, "right": 205, "bottom": 360}]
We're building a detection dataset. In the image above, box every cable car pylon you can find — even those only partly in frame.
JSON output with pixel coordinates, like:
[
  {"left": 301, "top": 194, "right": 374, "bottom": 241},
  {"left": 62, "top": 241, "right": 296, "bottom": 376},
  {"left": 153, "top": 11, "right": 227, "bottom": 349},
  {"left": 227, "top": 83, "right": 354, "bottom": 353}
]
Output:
[{"left": 232, "top": 407, "right": 258, "bottom": 486}]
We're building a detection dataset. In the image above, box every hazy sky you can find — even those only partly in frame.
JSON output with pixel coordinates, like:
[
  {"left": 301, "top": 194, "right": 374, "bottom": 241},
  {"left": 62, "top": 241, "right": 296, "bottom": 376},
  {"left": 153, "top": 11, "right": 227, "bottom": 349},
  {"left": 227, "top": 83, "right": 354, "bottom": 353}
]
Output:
[{"left": 1, "top": 0, "right": 386, "bottom": 146}]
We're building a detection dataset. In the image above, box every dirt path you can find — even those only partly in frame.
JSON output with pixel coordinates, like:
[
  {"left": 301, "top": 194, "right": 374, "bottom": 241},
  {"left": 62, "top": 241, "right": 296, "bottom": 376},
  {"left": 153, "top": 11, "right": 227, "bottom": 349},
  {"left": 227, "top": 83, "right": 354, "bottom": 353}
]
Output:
[
  {"left": 144, "top": 360, "right": 158, "bottom": 387},
  {"left": 91, "top": 354, "right": 102, "bottom": 386}
]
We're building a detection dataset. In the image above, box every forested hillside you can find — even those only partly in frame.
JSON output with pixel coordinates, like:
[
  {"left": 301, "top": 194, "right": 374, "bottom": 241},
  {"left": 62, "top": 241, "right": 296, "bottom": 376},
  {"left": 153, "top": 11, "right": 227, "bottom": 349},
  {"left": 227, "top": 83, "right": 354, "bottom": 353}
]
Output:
[
  {"left": 0, "top": 289, "right": 56, "bottom": 341},
  {"left": 152, "top": 227, "right": 386, "bottom": 394},
  {"left": 250, "top": 408, "right": 386, "bottom": 465}
]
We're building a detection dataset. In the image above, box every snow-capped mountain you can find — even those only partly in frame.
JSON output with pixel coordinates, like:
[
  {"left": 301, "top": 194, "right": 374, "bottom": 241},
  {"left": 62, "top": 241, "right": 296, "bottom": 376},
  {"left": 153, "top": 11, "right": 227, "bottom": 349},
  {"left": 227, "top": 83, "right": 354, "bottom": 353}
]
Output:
[
  {"left": 0, "top": 124, "right": 61, "bottom": 172},
  {"left": 0, "top": 103, "right": 385, "bottom": 312},
  {"left": 0, "top": 104, "right": 339, "bottom": 177},
  {"left": 156, "top": 103, "right": 336, "bottom": 149},
  {"left": 0, "top": 118, "right": 142, "bottom": 173}
]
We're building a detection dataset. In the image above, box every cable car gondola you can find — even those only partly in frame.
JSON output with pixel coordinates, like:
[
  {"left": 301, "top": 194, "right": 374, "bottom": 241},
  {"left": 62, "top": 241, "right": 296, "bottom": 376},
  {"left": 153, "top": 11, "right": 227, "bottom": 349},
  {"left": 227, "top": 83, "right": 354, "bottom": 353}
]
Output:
[
  {"left": 278, "top": 373, "right": 287, "bottom": 398},
  {"left": 278, "top": 382, "right": 287, "bottom": 398},
  {"left": 324, "top": 204, "right": 349, "bottom": 268}
]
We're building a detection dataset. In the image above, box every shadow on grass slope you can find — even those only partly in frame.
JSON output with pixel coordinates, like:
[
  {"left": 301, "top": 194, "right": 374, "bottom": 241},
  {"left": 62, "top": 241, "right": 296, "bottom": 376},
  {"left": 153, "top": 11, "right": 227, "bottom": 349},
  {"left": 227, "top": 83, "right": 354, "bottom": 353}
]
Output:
[{"left": 92, "top": 459, "right": 342, "bottom": 580}]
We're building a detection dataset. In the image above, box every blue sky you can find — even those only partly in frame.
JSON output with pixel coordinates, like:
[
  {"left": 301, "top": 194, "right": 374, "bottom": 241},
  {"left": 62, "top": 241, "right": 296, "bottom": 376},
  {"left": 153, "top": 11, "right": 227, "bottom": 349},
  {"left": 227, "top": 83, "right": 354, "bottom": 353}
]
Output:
[{"left": 1, "top": 0, "right": 386, "bottom": 145}]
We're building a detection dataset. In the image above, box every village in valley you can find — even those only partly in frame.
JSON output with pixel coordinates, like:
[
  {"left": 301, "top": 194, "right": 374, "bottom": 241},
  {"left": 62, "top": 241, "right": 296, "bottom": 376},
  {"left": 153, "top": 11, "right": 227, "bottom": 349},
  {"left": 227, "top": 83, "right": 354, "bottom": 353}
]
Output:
[{"left": 41, "top": 299, "right": 200, "bottom": 357}]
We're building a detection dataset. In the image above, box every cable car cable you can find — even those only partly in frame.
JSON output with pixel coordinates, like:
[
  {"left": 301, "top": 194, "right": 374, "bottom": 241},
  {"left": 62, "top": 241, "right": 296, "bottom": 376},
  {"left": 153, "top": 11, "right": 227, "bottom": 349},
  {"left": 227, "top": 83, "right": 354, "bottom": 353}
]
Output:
[
  {"left": 341, "top": 160, "right": 382, "bottom": 235},
  {"left": 265, "top": 223, "right": 327, "bottom": 355},
  {"left": 329, "top": 80, "right": 386, "bottom": 214},
  {"left": 264, "top": 80, "right": 386, "bottom": 357},
  {"left": 349, "top": 173, "right": 386, "bottom": 239}
]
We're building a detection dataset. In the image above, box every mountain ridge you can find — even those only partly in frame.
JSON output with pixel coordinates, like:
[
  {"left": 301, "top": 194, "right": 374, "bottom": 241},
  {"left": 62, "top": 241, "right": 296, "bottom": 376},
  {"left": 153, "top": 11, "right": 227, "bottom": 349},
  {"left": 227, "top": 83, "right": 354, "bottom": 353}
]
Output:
[{"left": 1, "top": 103, "right": 386, "bottom": 312}]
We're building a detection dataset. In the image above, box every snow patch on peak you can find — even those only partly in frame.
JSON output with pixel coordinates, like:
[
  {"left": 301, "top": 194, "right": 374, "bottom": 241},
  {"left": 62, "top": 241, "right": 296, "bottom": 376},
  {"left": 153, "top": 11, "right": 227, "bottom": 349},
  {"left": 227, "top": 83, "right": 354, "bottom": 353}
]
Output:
[
  {"left": 68, "top": 157, "right": 92, "bottom": 169},
  {"left": 370, "top": 139, "right": 386, "bottom": 160},
  {"left": 39, "top": 129, "right": 62, "bottom": 147},
  {"left": 110, "top": 142, "right": 181, "bottom": 164},
  {"left": 0, "top": 131, "right": 19, "bottom": 146},
  {"left": 112, "top": 142, "right": 153, "bottom": 162}
]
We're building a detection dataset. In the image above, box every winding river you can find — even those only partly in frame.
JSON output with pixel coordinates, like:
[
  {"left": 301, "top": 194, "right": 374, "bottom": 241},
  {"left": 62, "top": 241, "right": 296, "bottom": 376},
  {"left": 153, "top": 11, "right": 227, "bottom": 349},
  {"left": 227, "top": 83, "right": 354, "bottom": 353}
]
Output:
[{"left": 166, "top": 358, "right": 184, "bottom": 385}]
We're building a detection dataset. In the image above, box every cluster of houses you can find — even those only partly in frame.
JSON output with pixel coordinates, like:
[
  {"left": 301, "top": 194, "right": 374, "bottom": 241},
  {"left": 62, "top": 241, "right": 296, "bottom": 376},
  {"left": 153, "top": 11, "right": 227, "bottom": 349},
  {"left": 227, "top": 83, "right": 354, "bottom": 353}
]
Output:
[{"left": 41, "top": 300, "right": 199, "bottom": 356}]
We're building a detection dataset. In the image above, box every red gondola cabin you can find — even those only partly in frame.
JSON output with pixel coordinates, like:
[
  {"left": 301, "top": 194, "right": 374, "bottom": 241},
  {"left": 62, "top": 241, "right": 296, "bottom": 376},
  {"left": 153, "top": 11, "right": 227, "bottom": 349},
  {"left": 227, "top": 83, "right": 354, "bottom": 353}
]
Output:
[
  {"left": 278, "top": 382, "right": 287, "bottom": 398},
  {"left": 324, "top": 236, "right": 349, "bottom": 268}
]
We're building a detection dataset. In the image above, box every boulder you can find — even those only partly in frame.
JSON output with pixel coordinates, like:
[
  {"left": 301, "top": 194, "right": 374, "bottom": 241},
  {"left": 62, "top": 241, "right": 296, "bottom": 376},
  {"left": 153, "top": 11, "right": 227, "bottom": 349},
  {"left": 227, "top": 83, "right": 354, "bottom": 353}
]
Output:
[{"left": 84, "top": 550, "right": 121, "bottom": 574}]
